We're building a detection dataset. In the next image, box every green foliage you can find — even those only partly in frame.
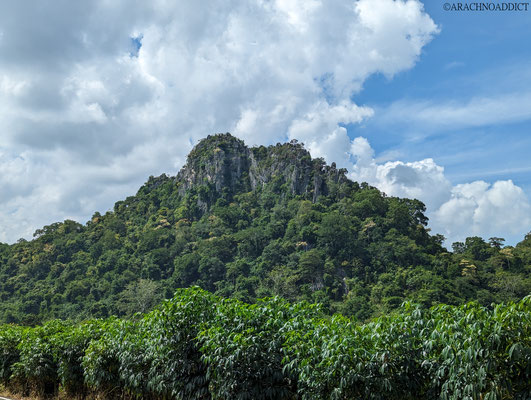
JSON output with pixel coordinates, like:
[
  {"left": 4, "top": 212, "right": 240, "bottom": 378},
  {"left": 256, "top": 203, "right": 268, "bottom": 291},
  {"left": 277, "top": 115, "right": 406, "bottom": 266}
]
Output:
[
  {"left": 11, "top": 320, "right": 69, "bottom": 396},
  {"left": 81, "top": 317, "right": 134, "bottom": 397},
  {"left": 0, "top": 319, "right": 108, "bottom": 398},
  {"left": 0, "top": 290, "right": 529, "bottom": 399},
  {"left": 0, "top": 324, "right": 27, "bottom": 386},
  {"left": 422, "top": 300, "right": 531, "bottom": 400},
  {"left": 54, "top": 319, "right": 108, "bottom": 396},
  {"left": 282, "top": 310, "right": 428, "bottom": 400},
  {"left": 199, "top": 296, "right": 320, "bottom": 400},
  {"left": 143, "top": 287, "right": 217, "bottom": 399}
]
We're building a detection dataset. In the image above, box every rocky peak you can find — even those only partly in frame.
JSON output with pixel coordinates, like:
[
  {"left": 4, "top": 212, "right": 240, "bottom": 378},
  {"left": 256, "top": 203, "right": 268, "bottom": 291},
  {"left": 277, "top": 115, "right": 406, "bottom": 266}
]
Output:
[
  {"left": 176, "top": 133, "right": 354, "bottom": 212},
  {"left": 177, "top": 133, "right": 250, "bottom": 196}
]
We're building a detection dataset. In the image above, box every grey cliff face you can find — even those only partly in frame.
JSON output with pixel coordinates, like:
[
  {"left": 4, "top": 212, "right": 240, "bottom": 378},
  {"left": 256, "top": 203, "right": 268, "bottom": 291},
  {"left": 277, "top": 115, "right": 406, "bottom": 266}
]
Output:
[
  {"left": 175, "top": 133, "right": 353, "bottom": 213},
  {"left": 177, "top": 134, "right": 250, "bottom": 196}
]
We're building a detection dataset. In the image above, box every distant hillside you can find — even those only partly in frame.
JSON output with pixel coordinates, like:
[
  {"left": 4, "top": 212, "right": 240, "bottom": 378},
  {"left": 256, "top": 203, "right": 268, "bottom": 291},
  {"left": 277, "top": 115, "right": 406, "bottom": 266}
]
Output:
[{"left": 0, "top": 133, "right": 530, "bottom": 324}]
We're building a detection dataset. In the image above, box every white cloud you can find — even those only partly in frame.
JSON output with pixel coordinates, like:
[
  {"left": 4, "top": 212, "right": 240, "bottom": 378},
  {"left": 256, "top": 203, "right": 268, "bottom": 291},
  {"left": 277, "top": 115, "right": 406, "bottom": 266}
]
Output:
[
  {"left": 333, "top": 137, "right": 531, "bottom": 246},
  {"left": 1, "top": 75, "right": 29, "bottom": 97},
  {"left": 433, "top": 180, "right": 531, "bottom": 244},
  {"left": 0, "top": 0, "right": 439, "bottom": 243},
  {"left": 288, "top": 101, "right": 374, "bottom": 166}
]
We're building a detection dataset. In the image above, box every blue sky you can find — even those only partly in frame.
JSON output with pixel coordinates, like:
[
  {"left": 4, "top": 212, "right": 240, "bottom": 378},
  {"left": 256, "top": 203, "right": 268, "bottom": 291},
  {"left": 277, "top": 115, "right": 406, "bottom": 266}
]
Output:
[
  {"left": 0, "top": 0, "right": 529, "bottom": 246},
  {"left": 354, "top": 4, "right": 531, "bottom": 192}
]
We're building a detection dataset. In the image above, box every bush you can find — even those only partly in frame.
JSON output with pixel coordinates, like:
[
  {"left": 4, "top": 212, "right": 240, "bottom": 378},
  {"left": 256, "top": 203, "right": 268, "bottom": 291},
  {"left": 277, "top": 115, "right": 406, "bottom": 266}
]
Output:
[
  {"left": 199, "top": 296, "right": 320, "bottom": 400},
  {"left": 12, "top": 320, "right": 72, "bottom": 396},
  {"left": 55, "top": 319, "right": 108, "bottom": 397},
  {"left": 144, "top": 287, "right": 217, "bottom": 399},
  {"left": 0, "top": 324, "right": 27, "bottom": 387},
  {"left": 82, "top": 317, "right": 134, "bottom": 398}
]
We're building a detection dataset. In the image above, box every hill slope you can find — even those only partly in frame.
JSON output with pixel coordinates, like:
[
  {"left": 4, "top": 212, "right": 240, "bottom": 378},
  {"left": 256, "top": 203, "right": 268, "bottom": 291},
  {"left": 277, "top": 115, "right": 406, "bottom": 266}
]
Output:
[{"left": 0, "top": 133, "right": 530, "bottom": 324}]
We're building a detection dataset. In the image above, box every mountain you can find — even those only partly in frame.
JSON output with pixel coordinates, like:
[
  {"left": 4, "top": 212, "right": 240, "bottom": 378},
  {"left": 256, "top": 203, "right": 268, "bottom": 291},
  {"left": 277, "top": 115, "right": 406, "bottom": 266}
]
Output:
[{"left": 0, "top": 133, "right": 530, "bottom": 324}]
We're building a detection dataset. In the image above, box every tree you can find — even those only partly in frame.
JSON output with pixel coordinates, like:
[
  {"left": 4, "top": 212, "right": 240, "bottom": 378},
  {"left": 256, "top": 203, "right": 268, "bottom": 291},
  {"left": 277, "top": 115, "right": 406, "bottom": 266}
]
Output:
[
  {"left": 117, "top": 279, "right": 162, "bottom": 317},
  {"left": 489, "top": 237, "right": 505, "bottom": 249}
]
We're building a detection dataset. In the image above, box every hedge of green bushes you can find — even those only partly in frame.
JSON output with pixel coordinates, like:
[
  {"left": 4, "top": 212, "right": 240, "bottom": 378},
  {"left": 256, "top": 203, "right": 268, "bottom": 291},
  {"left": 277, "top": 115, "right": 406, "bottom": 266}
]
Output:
[{"left": 1, "top": 288, "right": 530, "bottom": 400}]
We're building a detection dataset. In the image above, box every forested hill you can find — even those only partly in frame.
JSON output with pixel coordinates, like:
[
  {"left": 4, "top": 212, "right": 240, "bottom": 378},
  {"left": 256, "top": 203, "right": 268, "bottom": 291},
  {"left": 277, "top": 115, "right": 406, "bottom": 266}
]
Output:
[{"left": 1, "top": 133, "right": 530, "bottom": 324}]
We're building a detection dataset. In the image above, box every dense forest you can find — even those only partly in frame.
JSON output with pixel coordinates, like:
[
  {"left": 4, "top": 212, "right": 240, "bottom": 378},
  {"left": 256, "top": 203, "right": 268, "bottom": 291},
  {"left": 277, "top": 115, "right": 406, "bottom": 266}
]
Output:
[{"left": 0, "top": 133, "right": 530, "bottom": 324}]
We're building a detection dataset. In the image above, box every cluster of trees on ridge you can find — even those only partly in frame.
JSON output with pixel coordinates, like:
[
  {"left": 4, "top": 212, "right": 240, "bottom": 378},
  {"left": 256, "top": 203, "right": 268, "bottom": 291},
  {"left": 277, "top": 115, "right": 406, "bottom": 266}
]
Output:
[
  {"left": 0, "top": 134, "right": 530, "bottom": 324},
  {"left": 1, "top": 288, "right": 530, "bottom": 400}
]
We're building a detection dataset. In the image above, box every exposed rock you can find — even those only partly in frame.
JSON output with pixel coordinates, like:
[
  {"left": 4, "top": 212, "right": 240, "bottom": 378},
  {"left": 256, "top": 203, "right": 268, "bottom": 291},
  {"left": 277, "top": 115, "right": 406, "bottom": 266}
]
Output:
[{"left": 175, "top": 133, "right": 355, "bottom": 213}]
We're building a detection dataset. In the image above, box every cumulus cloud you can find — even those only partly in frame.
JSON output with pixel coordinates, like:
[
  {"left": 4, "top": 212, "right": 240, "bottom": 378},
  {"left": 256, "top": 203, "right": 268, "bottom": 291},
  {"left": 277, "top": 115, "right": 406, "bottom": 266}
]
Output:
[
  {"left": 0, "top": 0, "right": 439, "bottom": 243},
  {"left": 287, "top": 101, "right": 374, "bottom": 166},
  {"left": 347, "top": 137, "right": 453, "bottom": 210},
  {"left": 432, "top": 180, "right": 531, "bottom": 244},
  {"left": 339, "top": 137, "right": 531, "bottom": 246}
]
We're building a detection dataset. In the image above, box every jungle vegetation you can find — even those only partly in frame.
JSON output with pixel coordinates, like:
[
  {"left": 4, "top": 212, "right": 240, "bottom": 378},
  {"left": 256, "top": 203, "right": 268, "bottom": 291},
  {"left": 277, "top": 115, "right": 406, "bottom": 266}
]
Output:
[{"left": 0, "top": 134, "right": 529, "bottom": 325}]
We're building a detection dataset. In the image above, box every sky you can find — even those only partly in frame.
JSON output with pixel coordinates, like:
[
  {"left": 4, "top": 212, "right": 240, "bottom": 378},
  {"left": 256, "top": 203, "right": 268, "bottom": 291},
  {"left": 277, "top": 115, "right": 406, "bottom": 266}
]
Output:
[{"left": 0, "top": 0, "right": 530, "bottom": 246}]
